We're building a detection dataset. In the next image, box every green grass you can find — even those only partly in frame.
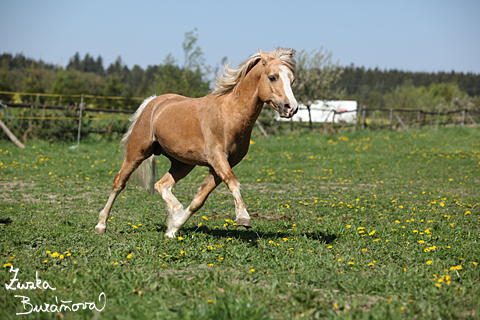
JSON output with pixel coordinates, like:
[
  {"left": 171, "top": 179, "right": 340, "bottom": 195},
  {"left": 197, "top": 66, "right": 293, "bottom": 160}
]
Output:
[{"left": 1, "top": 127, "right": 479, "bottom": 319}]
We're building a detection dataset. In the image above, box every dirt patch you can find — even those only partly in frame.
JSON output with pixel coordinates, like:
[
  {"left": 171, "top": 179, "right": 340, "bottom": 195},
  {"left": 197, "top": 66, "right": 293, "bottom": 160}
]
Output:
[{"left": 0, "top": 180, "right": 39, "bottom": 203}]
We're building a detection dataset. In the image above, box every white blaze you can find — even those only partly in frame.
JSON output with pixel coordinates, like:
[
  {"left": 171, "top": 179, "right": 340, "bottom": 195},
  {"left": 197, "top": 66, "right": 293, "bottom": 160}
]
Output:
[{"left": 279, "top": 66, "right": 298, "bottom": 110}]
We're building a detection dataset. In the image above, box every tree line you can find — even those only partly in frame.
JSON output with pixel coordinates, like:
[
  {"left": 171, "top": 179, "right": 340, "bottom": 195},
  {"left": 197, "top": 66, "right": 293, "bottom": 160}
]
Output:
[
  {"left": 336, "top": 64, "right": 480, "bottom": 110},
  {"left": 1, "top": 36, "right": 479, "bottom": 111},
  {"left": 0, "top": 29, "right": 210, "bottom": 108}
]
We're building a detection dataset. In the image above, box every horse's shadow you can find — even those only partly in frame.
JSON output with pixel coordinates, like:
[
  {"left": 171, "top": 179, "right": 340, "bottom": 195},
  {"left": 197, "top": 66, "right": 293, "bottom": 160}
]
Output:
[{"left": 160, "top": 225, "right": 337, "bottom": 247}]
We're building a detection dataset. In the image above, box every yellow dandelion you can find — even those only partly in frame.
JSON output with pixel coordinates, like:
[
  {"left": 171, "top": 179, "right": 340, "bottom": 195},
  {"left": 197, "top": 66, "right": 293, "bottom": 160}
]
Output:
[
  {"left": 127, "top": 253, "right": 133, "bottom": 259},
  {"left": 426, "top": 260, "right": 433, "bottom": 265},
  {"left": 51, "top": 252, "right": 59, "bottom": 258},
  {"left": 249, "top": 269, "right": 255, "bottom": 274},
  {"left": 3, "top": 263, "right": 12, "bottom": 268}
]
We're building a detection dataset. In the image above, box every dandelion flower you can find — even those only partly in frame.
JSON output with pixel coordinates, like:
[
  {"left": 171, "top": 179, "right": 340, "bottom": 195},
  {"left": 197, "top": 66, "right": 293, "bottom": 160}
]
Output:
[
  {"left": 127, "top": 253, "right": 133, "bottom": 259},
  {"left": 426, "top": 260, "right": 433, "bottom": 265}
]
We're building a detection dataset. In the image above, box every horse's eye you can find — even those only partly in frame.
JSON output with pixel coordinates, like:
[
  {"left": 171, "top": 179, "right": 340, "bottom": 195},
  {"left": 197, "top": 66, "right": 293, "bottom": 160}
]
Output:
[{"left": 268, "top": 75, "right": 277, "bottom": 82}]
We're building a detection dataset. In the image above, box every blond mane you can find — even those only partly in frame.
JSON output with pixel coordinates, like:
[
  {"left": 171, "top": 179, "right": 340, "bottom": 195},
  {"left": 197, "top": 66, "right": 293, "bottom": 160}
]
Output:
[{"left": 210, "top": 47, "right": 296, "bottom": 96}]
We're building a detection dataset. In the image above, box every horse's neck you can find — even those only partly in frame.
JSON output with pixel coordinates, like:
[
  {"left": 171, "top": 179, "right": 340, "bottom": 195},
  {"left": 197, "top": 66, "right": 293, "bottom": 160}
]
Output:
[{"left": 229, "top": 62, "right": 264, "bottom": 124}]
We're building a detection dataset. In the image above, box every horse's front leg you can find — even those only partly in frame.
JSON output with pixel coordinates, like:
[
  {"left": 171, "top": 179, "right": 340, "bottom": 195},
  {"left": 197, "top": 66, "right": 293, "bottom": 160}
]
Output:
[{"left": 211, "top": 155, "right": 252, "bottom": 228}]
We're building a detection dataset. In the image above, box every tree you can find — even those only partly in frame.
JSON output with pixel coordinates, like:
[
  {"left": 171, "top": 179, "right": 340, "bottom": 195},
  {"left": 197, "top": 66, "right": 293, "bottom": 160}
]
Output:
[
  {"left": 151, "top": 29, "right": 210, "bottom": 98},
  {"left": 383, "top": 81, "right": 473, "bottom": 112},
  {"left": 182, "top": 28, "right": 205, "bottom": 72},
  {"left": 67, "top": 52, "right": 81, "bottom": 71},
  {"left": 0, "top": 70, "right": 12, "bottom": 101},
  {"left": 292, "top": 47, "right": 344, "bottom": 129}
]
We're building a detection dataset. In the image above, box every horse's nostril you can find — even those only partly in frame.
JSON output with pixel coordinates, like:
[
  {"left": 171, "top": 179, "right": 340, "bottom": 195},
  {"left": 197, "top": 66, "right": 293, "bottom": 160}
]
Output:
[{"left": 284, "top": 103, "right": 290, "bottom": 110}]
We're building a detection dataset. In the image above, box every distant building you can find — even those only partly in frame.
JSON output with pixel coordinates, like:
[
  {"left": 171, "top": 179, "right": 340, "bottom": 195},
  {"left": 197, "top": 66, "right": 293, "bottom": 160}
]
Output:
[{"left": 276, "top": 100, "right": 357, "bottom": 123}]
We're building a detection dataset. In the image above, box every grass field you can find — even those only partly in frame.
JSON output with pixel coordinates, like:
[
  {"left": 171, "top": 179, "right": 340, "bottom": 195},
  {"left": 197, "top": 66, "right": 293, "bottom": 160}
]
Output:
[{"left": 1, "top": 127, "right": 479, "bottom": 319}]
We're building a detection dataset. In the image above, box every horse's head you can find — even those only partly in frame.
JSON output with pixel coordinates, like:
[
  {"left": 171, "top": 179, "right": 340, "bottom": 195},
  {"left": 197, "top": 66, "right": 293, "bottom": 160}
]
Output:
[{"left": 257, "top": 49, "right": 298, "bottom": 118}]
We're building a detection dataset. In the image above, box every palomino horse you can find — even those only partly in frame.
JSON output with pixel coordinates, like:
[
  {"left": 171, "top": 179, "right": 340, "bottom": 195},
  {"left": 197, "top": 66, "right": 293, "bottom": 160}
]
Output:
[{"left": 95, "top": 48, "right": 298, "bottom": 238}]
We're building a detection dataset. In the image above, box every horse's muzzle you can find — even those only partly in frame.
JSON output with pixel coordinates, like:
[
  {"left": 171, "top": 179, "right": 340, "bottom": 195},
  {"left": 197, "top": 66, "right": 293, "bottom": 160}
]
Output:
[{"left": 278, "top": 103, "right": 298, "bottom": 118}]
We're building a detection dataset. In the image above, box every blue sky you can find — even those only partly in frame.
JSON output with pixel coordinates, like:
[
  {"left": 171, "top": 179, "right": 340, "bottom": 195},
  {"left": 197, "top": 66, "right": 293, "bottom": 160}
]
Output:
[{"left": 1, "top": 0, "right": 479, "bottom": 73}]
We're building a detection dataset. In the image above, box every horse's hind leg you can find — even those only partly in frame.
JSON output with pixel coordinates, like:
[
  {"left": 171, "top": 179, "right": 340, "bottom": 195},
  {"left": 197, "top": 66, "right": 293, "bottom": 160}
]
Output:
[
  {"left": 95, "top": 142, "right": 154, "bottom": 234},
  {"left": 164, "top": 169, "right": 222, "bottom": 238},
  {"left": 154, "top": 158, "right": 195, "bottom": 238}
]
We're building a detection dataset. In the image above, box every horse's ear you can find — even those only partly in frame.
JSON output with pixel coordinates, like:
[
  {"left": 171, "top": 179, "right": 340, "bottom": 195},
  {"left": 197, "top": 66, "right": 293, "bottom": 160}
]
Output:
[{"left": 259, "top": 49, "right": 271, "bottom": 67}]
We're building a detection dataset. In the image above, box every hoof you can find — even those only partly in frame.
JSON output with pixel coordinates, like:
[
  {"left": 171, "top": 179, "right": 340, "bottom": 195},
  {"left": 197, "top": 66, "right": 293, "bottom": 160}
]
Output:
[
  {"left": 236, "top": 217, "right": 252, "bottom": 229},
  {"left": 165, "top": 231, "right": 176, "bottom": 239},
  {"left": 95, "top": 226, "right": 106, "bottom": 234}
]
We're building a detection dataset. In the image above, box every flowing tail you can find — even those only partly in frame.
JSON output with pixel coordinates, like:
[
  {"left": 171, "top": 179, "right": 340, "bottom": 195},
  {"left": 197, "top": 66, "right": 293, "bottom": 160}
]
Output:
[{"left": 120, "top": 95, "right": 157, "bottom": 193}]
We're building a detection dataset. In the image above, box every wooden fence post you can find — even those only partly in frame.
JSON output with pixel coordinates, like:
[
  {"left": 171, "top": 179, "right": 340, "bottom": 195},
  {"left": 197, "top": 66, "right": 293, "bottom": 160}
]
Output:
[
  {"left": 468, "top": 112, "right": 477, "bottom": 125},
  {"left": 0, "top": 120, "right": 25, "bottom": 148},
  {"left": 390, "top": 108, "right": 393, "bottom": 130},
  {"left": 354, "top": 107, "right": 359, "bottom": 132},
  {"left": 435, "top": 109, "right": 442, "bottom": 132},
  {"left": 394, "top": 112, "right": 409, "bottom": 132},
  {"left": 76, "top": 94, "right": 84, "bottom": 147},
  {"left": 362, "top": 108, "right": 367, "bottom": 130}
]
